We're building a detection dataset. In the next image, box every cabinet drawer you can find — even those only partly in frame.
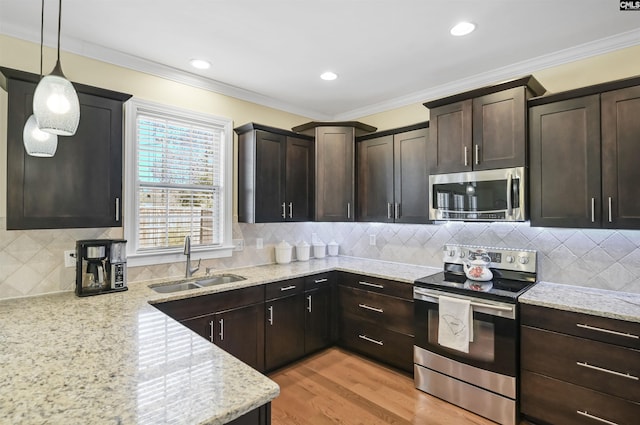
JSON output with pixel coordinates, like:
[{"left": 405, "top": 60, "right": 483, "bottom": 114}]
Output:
[
  {"left": 339, "top": 286, "right": 413, "bottom": 335},
  {"left": 521, "top": 304, "right": 640, "bottom": 349},
  {"left": 153, "top": 285, "right": 265, "bottom": 321},
  {"left": 522, "top": 326, "right": 640, "bottom": 401},
  {"left": 338, "top": 272, "right": 412, "bottom": 300},
  {"left": 339, "top": 317, "right": 414, "bottom": 373},
  {"left": 265, "top": 277, "right": 304, "bottom": 301},
  {"left": 304, "top": 273, "right": 333, "bottom": 291},
  {"left": 521, "top": 370, "right": 640, "bottom": 425}
]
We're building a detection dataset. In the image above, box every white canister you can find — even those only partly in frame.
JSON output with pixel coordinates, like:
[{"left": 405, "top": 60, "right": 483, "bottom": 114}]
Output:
[
  {"left": 313, "top": 243, "right": 326, "bottom": 258},
  {"left": 275, "top": 240, "right": 292, "bottom": 264},
  {"left": 327, "top": 240, "right": 339, "bottom": 256},
  {"left": 296, "top": 241, "right": 310, "bottom": 261}
]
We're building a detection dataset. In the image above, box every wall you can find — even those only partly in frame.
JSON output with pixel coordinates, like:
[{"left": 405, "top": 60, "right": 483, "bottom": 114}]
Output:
[{"left": 2, "top": 35, "right": 640, "bottom": 299}]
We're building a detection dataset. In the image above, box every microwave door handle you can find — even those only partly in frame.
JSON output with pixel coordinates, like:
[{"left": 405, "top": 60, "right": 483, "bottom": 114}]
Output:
[{"left": 506, "top": 173, "right": 513, "bottom": 217}]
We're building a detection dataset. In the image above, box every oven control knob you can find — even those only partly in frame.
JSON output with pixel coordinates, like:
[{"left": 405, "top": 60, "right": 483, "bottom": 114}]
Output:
[
  {"left": 505, "top": 255, "right": 515, "bottom": 263},
  {"left": 518, "top": 255, "right": 530, "bottom": 265},
  {"left": 459, "top": 250, "right": 466, "bottom": 258},
  {"left": 448, "top": 249, "right": 456, "bottom": 258}
]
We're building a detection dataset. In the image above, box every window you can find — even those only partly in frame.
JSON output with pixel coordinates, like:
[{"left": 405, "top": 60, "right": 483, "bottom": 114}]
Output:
[{"left": 124, "top": 99, "right": 233, "bottom": 266}]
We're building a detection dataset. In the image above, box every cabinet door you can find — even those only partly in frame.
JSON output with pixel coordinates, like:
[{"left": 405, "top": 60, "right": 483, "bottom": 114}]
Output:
[
  {"left": 356, "top": 135, "right": 394, "bottom": 222},
  {"left": 529, "top": 95, "right": 602, "bottom": 228},
  {"left": 472, "top": 87, "right": 526, "bottom": 170},
  {"left": 315, "top": 126, "right": 355, "bottom": 221},
  {"left": 602, "top": 85, "right": 640, "bottom": 229},
  {"left": 394, "top": 127, "right": 432, "bottom": 223},
  {"left": 285, "top": 136, "right": 314, "bottom": 221},
  {"left": 214, "top": 304, "right": 265, "bottom": 372},
  {"left": 265, "top": 294, "right": 305, "bottom": 371},
  {"left": 6, "top": 78, "right": 125, "bottom": 229},
  {"left": 254, "top": 130, "right": 286, "bottom": 222},
  {"left": 304, "top": 288, "right": 332, "bottom": 354},
  {"left": 429, "top": 99, "right": 472, "bottom": 173}
]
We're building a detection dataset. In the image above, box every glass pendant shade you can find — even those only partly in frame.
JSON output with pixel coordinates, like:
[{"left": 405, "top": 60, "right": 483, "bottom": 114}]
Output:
[
  {"left": 33, "top": 61, "right": 80, "bottom": 136},
  {"left": 23, "top": 114, "right": 58, "bottom": 157}
]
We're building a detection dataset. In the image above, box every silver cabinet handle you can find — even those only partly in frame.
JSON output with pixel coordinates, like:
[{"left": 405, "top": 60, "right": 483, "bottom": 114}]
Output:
[
  {"left": 115, "top": 198, "right": 120, "bottom": 221},
  {"left": 394, "top": 203, "right": 399, "bottom": 220},
  {"left": 347, "top": 202, "right": 351, "bottom": 219},
  {"left": 358, "top": 281, "right": 384, "bottom": 289},
  {"left": 506, "top": 173, "right": 513, "bottom": 217},
  {"left": 358, "top": 303, "right": 383, "bottom": 313},
  {"left": 577, "top": 323, "right": 639, "bottom": 339},
  {"left": 475, "top": 144, "right": 479, "bottom": 165},
  {"left": 307, "top": 295, "right": 312, "bottom": 313},
  {"left": 289, "top": 202, "right": 293, "bottom": 218},
  {"left": 209, "top": 320, "right": 215, "bottom": 343},
  {"left": 281, "top": 202, "right": 286, "bottom": 218},
  {"left": 464, "top": 146, "right": 468, "bottom": 167},
  {"left": 219, "top": 318, "right": 224, "bottom": 341},
  {"left": 576, "top": 410, "right": 618, "bottom": 425},
  {"left": 387, "top": 203, "right": 392, "bottom": 219},
  {"left": 576, "top": 361, "right": 638, "bottom": 380},
  {"left": 608, "top": 197, "right": 612, "bottom": 223},
  {"left": 358, "top": 334, "right": 383, "bottom": 346},
  {"left": 268, "top": 305, "right": 274, "bottom": 325},
  {"left": 314, "top": 278, "right": 328, "bottom": 284},
  {"left": 591, "top": 198, "right": 595, "bottom": 223},
  {"left": 279, "top": 285, "right": 296, "bottom": 292}
]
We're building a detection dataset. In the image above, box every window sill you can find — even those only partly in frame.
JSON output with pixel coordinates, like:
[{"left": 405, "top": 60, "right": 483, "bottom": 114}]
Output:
[{"left": 126, "top": 245, "right": 234, "bottom": 267}]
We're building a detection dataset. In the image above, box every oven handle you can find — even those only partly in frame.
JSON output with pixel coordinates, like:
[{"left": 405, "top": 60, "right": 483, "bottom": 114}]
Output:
[
  {"left": 413, "top": 287, "right": 516, "bottom": 319},
  {"left": 506, "top": 172, "right": 513, "bottom": 218}
]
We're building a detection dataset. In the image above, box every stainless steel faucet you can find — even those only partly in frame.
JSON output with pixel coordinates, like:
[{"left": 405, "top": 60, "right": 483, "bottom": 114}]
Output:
[{"left": 183, "top": 235, "right": 201, "bottom": 278}]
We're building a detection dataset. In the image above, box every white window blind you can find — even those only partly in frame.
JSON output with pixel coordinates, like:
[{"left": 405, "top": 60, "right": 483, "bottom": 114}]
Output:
[{"left": 135, "top": 112, "right": 225, "bottom": 251}]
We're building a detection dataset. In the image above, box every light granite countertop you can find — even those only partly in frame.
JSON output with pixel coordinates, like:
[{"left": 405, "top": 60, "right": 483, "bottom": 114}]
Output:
[
  {"left": 519, "top": 281, "right": 640, "bottom": 323},
  {"left": 0, "top": 256, "right": 440, "bottom": 425}
]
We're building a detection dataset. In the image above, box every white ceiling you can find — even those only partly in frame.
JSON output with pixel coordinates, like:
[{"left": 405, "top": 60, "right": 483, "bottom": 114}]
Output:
[{"left": 1, "top": 0, "right": 639, "bottom": 120}]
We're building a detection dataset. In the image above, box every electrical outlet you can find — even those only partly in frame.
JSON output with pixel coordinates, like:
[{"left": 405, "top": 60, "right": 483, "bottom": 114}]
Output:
[
  {"left": 233, "top": 239, "right": 244, "bottom": 251},
  {"left": 369, "top": 234, "right": 376, "bottom": 246},
  {"left": 64, "top": 250, "right": 76, "bottom": 268},
  {"left": 256, "top": 238, "right": 263, "bottom": 249}
]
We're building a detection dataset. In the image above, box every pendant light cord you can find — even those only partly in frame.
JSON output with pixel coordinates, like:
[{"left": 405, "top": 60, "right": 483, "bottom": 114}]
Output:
[
  {"left": 56, "top": 0, "right": 62, "bottom": 63},
  {"left": 39, "top": 0, "right": 44, "bottom": 78}
]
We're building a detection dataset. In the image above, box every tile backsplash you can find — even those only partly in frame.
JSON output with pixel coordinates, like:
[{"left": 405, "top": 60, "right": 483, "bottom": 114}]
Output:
[{"left": 1, "top": 217, "right": 639, "bottom": 299}]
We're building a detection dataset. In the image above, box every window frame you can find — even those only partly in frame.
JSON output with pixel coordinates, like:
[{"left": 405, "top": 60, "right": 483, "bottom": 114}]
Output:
[{"left": 124, "top": 98, "right": 233, "bottom": 267}]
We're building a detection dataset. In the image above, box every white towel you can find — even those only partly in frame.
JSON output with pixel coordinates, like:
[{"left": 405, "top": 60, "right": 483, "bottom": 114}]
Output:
[{"left": 438, "top": 295, "right": 474, "bottom": 353}]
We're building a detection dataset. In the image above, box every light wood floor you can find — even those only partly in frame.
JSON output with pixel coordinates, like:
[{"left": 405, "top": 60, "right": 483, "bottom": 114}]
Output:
[{"left": 268, "top": 347, "right": 518, "bottom": 425}]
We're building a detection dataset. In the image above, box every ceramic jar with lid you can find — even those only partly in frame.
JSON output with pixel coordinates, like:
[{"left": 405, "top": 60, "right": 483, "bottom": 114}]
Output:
[
  {"left": 296, "top": 241, "right": 310, "bottom": 261},
  {"left": 327, "top": 240, "right": 339, "bottom": 256},
  {"left": 275, "top": 240, "right": 292, "bottom": 264},
  {"left": 313, "top": 242, "right": 326, "bottom": 258}
]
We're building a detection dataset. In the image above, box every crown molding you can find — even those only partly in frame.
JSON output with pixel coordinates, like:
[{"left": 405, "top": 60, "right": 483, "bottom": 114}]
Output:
[{"left": 3, "top": 23, "right": 639, "bottom": 122}]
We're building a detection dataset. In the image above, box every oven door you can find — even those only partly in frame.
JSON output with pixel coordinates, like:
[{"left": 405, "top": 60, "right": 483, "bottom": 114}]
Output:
[
  {"left": 428, "top": 167, "right": 526, "bottom": 221},
  {"left": 413, "top": 286, "right": 518, "bottom": 378}
]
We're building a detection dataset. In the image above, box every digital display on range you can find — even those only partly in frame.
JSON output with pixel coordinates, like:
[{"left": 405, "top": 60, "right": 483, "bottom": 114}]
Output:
[{"left": 487, "top": 252, "right": 502, "bottom": 263}]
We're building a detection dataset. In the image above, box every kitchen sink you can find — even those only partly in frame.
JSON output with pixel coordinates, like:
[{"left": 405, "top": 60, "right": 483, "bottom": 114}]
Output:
[
  {"left": 150, "top": 274, "right": 246, "bottom": 293},
  {"left": 195, "top": 274, "right": 246, "bottom": 286},
  {"left": 151, "top": 282, "right": 201, "bottom": 293}
]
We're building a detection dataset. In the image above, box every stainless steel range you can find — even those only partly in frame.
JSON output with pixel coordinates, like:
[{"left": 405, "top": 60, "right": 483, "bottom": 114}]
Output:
[{"left": 413, "top": 244, "right": 537, "bottom": 425}]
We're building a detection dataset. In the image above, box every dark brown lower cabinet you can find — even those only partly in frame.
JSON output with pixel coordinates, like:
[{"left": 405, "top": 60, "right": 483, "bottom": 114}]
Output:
[
  {"left": 228, "top": 403, "right": 271, "bottom": 425},
  {"left": 520, "top": 304, "right": 640, "bottom": 425},
  {"left": 304, "top": 286, "right": 332, "bottom": 354},
  {"left": 265, "top": 279, "right": 306, "bottom": 371}
]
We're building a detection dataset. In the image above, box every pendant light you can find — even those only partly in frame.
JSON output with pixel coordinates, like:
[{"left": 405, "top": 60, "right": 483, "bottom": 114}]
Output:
[
  {"left": 23, "top": 0, "right": 58, "bottom": 157},
  {"left": 33, "top": 0, "right": 80, "bottom": 136}
]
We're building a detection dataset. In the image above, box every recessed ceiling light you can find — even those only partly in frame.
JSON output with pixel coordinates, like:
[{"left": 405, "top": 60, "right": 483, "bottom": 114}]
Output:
[
  {"left": 189, "top": 59, "right": 211, "bottom": 70},
  {"left": 320, "top": 71, "right": 338, "bottom": 81},
  {"left": 450, "top": 21, "right": 476, "bottom": 36}
]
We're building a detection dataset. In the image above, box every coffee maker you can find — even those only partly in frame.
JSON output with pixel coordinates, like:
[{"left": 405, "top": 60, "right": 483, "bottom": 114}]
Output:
[{"left": 75, "top": 239, "right": 128, "bottom": 297}]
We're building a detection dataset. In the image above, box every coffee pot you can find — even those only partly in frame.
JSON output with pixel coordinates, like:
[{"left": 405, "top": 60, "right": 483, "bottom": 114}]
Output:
[{"left": 463, "top": 249, "right": 493, "bottom": 281}]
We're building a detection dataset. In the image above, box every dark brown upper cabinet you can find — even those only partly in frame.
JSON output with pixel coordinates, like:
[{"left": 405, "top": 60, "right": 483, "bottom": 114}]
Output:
[
  {"left": 356, "top": 123, "right": 432, "bottom": 223},
  {"left": 425, "top": 76, "right": 546, "bottom": 174},
  {"left": 1, "top": 67, "right": 131, "bottom": 230},
  {"left": 529, "top": 76, "right": 640, "bottom": 229},
  {"left": 236, "top": 123, "right": 314, "bottom": 223},
  {"left": 292, "top": 121, "right": 376, "bottom": 222}
]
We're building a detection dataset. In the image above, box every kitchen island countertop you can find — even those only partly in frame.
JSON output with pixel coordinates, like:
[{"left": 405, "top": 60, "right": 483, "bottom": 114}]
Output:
[{"left": 0, "top": 256, "right": 440, "bottom": 425}]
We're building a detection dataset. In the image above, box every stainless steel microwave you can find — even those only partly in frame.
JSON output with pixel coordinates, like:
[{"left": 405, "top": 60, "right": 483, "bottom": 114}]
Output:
[{"left": 429, "top": 167, "right": 526, "bottom": 222}]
